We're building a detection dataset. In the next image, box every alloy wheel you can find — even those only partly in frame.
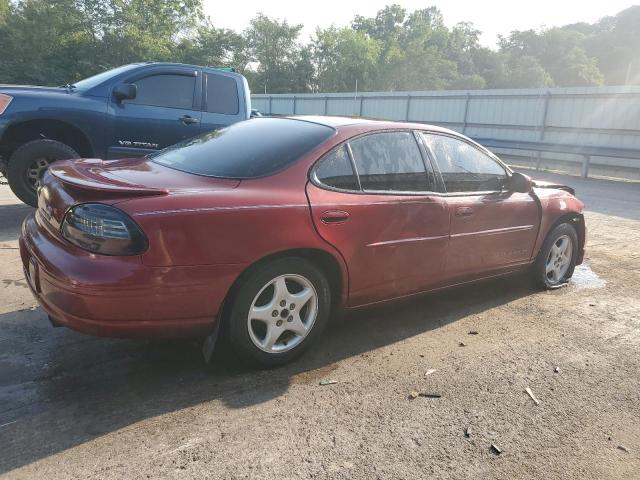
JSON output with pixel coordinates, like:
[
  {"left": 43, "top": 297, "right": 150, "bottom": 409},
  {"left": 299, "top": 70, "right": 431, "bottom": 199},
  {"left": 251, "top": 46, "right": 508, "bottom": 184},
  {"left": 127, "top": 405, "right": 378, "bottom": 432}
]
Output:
[
  {"left": 247, "top": 274, "right": 319, "bottom": 354},
  {"left": 545, "top": 234, "right": 573, "bottom": 284}
]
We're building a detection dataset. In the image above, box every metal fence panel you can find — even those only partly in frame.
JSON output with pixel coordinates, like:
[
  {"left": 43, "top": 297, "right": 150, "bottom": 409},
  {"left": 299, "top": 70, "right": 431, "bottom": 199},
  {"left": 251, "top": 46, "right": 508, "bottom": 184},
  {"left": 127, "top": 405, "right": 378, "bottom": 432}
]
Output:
[{"left": 252, "top": 86, "right": 640, "bottom": 175}]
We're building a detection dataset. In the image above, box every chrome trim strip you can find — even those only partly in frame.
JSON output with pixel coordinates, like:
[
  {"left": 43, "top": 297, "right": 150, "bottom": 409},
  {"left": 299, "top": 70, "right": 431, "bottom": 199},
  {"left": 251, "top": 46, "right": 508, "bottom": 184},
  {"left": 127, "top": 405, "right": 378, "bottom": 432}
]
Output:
[
  {"left": 366, "top": 235, "right": 448, "bottom": 247},
  {"left": 134, "top": 204, "right": 309, "bottom": 216},
  {"left": 451, "top": 224, "right": 535, "bottom": 238}
]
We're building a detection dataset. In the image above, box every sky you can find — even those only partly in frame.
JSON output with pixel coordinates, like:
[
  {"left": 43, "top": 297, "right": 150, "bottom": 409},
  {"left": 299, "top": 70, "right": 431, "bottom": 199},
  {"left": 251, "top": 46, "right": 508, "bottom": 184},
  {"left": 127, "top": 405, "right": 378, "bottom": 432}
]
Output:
[{"left": 202, "top": 0, "right": 637, "bottom": 48}]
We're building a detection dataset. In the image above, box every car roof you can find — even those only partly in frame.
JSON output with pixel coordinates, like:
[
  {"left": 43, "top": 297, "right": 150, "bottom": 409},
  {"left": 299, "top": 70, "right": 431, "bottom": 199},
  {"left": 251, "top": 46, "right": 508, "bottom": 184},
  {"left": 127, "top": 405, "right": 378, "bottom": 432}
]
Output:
[{"left": 286, "top": 115, "right": 458, "bottom": 135}]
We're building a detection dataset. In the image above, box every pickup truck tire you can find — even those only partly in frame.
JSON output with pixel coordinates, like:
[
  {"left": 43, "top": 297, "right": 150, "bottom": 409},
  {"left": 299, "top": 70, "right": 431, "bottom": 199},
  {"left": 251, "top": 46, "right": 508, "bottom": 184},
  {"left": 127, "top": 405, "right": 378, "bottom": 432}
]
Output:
[
  {"left": 533, "top": 222, "right": 578, "bottom": 289},
  {"left": 7, "top": 139, "right": 79, "bottom": 206}
]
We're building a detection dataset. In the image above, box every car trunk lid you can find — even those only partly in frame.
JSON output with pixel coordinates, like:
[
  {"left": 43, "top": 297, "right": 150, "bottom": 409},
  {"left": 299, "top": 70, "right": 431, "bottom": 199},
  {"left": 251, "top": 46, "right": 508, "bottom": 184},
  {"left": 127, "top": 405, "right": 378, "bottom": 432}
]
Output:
[{"left": 39, "top": 157, "right": 239, "bottom": 233}]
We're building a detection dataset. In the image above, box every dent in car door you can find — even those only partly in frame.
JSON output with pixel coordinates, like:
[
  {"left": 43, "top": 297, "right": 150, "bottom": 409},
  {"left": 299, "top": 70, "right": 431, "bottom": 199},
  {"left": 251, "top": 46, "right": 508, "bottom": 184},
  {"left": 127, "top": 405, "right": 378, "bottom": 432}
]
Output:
[
  {"left": 446, "top": 192, "right": 540, "bottom": 277},
  {"left": 306, "top": 133, "right": 450, "bottom": 307},
  {"left": 421, "top": 132, "right": 540, "bottom": 279}
]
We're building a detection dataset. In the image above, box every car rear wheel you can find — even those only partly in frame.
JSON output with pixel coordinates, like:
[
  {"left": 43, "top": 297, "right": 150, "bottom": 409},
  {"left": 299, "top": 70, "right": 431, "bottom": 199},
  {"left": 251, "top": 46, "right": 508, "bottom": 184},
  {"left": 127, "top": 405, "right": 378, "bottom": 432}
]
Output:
[
  {"left": 225, "top": 257, "right": 331, "bottom": 367},
  {"left": 7, "top": 139, "right": 79, "bottom": 207},
  {"left": 533, "top": 222, "right": 578, "bottom": 289}
]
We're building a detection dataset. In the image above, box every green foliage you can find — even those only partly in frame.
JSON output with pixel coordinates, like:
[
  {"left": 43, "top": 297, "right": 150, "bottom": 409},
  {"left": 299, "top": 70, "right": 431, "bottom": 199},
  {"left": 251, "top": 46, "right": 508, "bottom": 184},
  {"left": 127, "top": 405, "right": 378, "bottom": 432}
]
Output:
[
  {"left": 312, "top": 26, "right": 380, "bottom": 92},
  {"left": 0, "top": 2, "right": 637, "bottom": 92},
  {"left": 245, "top": 14, "right": 311, "bottom": 93}
]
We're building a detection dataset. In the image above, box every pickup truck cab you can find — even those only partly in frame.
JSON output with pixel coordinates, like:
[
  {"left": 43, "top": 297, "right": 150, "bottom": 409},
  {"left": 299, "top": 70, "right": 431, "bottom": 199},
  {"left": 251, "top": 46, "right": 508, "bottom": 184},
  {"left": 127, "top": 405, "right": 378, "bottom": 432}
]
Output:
[{"left": 0, "top": 62, "right": 252, "bottom": 206}]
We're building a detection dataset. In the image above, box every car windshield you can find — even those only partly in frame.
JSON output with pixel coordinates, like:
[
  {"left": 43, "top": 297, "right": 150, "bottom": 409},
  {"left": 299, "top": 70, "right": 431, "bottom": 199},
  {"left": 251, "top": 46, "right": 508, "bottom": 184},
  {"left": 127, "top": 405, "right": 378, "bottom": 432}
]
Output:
[
  {"left": 71, "top": 64, "right": 141, "bottom": 91},
  {"left": 150, "top": 118, "right": 335, "bottom": 179}
]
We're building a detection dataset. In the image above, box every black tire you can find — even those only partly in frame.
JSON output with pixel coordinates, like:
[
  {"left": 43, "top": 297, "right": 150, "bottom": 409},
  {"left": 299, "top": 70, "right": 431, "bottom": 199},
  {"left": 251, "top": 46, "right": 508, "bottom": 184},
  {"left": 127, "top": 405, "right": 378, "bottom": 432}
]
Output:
[
  {"left": 533, "top": 222, "right": 579, "bottom": 289},
  {"left": 224, "top": 257, "right": 332, "bottom": 368},
  {"left": 7, "top": 139, "right": 79, "bottom": 206}
]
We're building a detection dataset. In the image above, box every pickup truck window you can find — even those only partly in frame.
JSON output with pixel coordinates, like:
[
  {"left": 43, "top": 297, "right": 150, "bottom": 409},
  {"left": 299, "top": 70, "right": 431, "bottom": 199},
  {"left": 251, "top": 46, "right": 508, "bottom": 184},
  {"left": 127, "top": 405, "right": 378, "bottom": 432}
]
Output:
[
  {"left": 205, "top": 73, "right": 239, "bottom": 115},
  {"left": 127, "top": 74, "right": 195, "bottom": 110},
  {"left": 150, "top": 118, "right": 334, "bottom": 178}
]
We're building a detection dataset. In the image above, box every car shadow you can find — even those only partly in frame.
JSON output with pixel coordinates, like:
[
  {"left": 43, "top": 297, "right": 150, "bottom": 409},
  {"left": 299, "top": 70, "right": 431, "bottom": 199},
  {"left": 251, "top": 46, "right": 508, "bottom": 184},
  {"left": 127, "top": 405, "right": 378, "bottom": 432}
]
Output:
[{"left": 0, "top": 273, "right": 535, "bottom": 474}]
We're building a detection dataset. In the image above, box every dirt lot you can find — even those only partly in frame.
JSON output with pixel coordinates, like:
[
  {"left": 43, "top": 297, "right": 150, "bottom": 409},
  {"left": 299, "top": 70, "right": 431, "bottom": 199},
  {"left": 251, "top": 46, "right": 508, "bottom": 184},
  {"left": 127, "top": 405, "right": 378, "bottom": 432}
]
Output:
[{"left": 1, "top": 172, "right": 639, "bottom": 479}]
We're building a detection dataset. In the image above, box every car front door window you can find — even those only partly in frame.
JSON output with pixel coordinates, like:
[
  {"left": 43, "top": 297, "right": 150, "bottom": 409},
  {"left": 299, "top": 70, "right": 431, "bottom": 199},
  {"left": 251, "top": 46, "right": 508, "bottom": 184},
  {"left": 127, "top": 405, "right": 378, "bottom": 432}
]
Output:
[{"left": 421, "top": 133, "right": 507, "bottom": 193}]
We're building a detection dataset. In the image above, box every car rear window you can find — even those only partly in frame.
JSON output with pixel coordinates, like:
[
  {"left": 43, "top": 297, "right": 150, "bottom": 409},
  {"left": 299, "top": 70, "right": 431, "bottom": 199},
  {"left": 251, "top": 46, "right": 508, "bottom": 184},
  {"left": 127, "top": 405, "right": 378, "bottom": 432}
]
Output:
[{"left": 150, "top": 118, "right": 335, "bottom": 178}]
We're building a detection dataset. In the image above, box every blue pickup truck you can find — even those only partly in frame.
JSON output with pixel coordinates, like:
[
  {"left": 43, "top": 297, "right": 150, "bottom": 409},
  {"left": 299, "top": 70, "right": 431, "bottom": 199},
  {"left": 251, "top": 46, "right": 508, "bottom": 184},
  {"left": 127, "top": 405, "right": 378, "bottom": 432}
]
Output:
[{"left": 0, "top": 62, "right": 252, "bottom": 206}]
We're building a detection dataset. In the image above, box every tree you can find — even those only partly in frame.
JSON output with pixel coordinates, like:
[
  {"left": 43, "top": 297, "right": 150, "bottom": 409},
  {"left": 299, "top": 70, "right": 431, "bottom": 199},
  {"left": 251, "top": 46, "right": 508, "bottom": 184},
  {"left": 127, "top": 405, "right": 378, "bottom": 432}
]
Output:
[
  {"left": 0, "top": 2, "right": 636, "bottom": 91},
  {"left": 499, "top": 28, "right": 603, "bottom": 87},
  {"left": 177, "top": 22, "right": 246, "bottom": 70},
  {"left": 584, "top": 6, "right": 640, "bottom": 85},
  {"left": 244, "top": 14, "right": 311, "bottom": 93},
  {"left": 312, "top": 27, "right": 380, "bottom": 92}
]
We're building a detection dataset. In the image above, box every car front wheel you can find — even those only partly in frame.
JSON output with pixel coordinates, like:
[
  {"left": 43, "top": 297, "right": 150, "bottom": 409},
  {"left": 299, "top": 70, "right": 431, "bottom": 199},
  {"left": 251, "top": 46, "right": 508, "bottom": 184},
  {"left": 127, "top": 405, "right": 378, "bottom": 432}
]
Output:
[
  {"left": 225, "top": 257, "right": 331, "bottom": 367},
  {"left": 533, "top": 222, "right": 579, "bottom": 289}
]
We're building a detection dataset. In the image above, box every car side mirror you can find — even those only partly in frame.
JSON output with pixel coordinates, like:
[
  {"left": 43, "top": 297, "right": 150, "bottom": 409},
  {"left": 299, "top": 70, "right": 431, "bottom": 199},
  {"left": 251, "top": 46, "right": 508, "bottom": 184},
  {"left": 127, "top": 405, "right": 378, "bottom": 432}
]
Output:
[
  {"left": 507, "top": 172, "right": 532, "bottom": 193},
  {"left": 113, "top": 83, "right": 137, "bottom": 102}
]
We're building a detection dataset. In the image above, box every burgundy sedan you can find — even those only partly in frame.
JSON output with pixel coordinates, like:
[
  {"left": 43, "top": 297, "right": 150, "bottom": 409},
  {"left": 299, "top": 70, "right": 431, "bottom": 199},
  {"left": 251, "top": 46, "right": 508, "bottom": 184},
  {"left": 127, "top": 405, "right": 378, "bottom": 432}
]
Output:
[{"left": 20, "top": 116, "right": 585, "bottom": 366}]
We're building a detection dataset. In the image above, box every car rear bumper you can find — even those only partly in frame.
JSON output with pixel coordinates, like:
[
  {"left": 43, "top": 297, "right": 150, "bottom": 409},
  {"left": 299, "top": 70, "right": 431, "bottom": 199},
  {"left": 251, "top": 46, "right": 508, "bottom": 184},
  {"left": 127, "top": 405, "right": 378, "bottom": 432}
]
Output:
[{"left": 19, "top": 212, "right": 242, "bottom": 338}]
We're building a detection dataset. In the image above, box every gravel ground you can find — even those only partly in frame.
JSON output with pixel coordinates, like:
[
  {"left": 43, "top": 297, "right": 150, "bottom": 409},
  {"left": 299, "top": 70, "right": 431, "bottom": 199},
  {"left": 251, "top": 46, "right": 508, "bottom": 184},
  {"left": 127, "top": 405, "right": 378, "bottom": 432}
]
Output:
[{"left": 0, "top": 172, "right": 639, "bottom": 479}]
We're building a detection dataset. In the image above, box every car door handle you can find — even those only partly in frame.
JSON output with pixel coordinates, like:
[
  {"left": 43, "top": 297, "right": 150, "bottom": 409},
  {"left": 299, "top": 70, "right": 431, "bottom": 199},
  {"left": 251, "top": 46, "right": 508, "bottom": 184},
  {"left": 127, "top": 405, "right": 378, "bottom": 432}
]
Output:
[
  {"left": 179, "top": 115, "right": 199, "bottom": 125},
  {"left": 455, "top": 206, "right": 474, "bottom": 217},
  {"left": 320, "top": 210, "right": 350, "bottom": 224}
]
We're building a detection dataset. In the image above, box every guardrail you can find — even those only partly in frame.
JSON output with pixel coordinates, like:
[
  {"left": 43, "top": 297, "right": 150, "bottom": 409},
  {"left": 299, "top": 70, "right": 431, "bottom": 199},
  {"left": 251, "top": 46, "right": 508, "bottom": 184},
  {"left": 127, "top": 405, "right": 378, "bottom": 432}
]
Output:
[
  {"left": 252, "top": 86, "right": 640, "bottom": 179},
  {"left": 472, "top": 138, "right": 640, "bottom": 178}
]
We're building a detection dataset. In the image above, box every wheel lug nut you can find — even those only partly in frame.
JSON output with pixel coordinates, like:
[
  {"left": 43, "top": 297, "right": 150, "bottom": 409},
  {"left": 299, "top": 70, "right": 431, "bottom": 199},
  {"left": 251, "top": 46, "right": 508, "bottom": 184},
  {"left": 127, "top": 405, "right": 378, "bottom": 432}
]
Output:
[
  {"left": 280, "top": 300, "right": 286, "bottom": 307},
  {"left": 289, "top": 304, "right": 295, "bottom": 310},
  {"left": 276, "top": 320, "right": 283, "bottom": 327},
  {"left": 287, "top": 316, "right": 293, "bottom": 322},
  {"left": 272, "top": 310, "right": 278, "bottom": 317}
]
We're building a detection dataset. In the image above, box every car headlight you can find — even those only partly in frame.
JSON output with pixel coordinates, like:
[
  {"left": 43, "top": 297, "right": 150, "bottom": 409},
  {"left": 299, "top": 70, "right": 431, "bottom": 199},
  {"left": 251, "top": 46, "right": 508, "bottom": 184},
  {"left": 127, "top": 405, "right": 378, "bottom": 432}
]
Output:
[
  {"left": 61, "top": 203, "right": 148, "bottom": 255},
  {"left": 0, "top": 94, "right": 13, "bottom": 115}
]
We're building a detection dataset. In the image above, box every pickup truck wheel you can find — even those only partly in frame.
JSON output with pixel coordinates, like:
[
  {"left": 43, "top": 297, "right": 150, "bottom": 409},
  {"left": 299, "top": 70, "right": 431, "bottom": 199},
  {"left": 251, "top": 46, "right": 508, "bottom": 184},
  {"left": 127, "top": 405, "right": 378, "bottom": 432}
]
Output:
[
  {"left": 7, "top": 139, "right": 79, "bottom": 207},
  {"left": 533, "top": 222, "right": 578, "bottom": 289},
  {"left": 225, "top": 257, "right": 331, "bottom": 368}
]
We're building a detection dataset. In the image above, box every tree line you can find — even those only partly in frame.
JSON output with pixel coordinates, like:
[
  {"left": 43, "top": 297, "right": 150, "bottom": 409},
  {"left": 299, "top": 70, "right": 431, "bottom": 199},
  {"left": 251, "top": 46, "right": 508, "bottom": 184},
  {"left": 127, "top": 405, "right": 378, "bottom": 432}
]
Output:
[{"left": 0, "top": 0, "right": 638, "bottom": 93}]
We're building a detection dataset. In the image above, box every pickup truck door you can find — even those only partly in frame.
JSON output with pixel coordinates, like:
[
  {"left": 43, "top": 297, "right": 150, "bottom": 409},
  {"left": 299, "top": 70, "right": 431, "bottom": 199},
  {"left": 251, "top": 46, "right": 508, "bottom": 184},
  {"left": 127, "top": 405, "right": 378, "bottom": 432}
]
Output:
[
  {"left": 199, "top": 71, "right": 248, "bottom": 133},
  {"left": 107, "top": 67, "right": 203, "bottom": 159}
]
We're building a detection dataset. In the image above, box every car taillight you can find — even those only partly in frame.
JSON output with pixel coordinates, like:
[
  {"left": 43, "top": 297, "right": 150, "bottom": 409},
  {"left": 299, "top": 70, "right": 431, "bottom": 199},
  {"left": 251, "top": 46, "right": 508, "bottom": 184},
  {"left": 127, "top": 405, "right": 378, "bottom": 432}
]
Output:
[
  {"left": 0, "top": 94, "right": 12, "bottom": 115},
  {"left": 61, "top": 203, "right": 148, "bottom": 255}
]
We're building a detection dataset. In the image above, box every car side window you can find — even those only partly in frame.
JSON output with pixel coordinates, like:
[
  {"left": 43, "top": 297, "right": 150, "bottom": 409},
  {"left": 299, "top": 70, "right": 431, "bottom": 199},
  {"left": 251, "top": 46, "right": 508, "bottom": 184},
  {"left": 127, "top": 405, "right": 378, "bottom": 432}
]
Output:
[
  {"left": 348, "top": 132, "right": 429, "bottom": 192},
  {"left": 205, "top": 74, "right": 239, "bottom": 115},
  {"left": 421, "top": 133, "right": 507, "bottom": 193},
  {"left": 314, "top": 145, "right": 359, "bottom": 191},
  {"left": 127, "top": 74, "right": 195, "bottom": 109}
]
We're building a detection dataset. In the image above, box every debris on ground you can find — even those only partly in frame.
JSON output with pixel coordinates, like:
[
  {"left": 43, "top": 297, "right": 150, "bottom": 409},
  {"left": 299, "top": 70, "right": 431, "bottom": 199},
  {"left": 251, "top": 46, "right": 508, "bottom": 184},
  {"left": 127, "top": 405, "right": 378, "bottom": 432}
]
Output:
[
  {"left": 424, "top": 369, "right": 437, "bottom": 376},
  {"left": 554, "top": 366, "right": 560, "bottom": 373},
  {"left": 617, "top": 445, "right": 629, "bottom": 453},
  {"left": 459, "top": 342, "right": 467, "bottom": 347},
  {"left": 525, "top": 387, "right": 540, "bottom": 405},
  {"left": 464, "top": 426, "right": 471, "bottom": 438},
  {"left": 408, "top": 391, "right": 419, "bottom": 399},
  {"left": 589, "top": 303, "right": 596, "bottom": 307},
  {"left": 418, "top": 392, "right": 442, "bottom": 398},
  {"left": 319, "top": 379, "right": 338, "bottom": 386},
  {"left": 490, "top": 444, "right": 502, "bottom": 455},
  {"left": 468, "top": 330, "right": 479, "bottom": 335}
]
